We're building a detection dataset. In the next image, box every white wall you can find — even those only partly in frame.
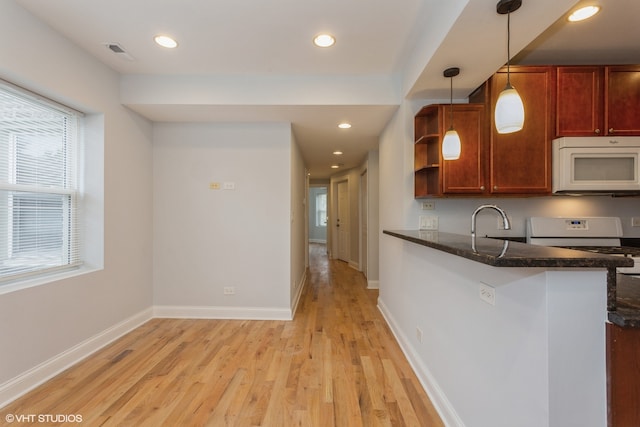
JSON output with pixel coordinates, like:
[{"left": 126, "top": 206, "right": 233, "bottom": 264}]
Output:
[
  {"left": 0, "top": 1, "right": 153, "bottom": 402},
  {"left": 412, "top": 195, "right": 640, "bottom": 238},
  {"left": 152, "top": 122, "right": 296, "bottom": 319}
]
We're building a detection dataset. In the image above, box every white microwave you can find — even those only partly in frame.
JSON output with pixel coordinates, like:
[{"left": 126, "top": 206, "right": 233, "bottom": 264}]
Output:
[{"left": 552, "top": 137, "right": 640, "bottom": 193}]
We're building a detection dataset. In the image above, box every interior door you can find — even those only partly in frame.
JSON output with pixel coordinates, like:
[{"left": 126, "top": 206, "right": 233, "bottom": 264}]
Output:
[{"left": 337, "top": 181, "right": 349, "bottom": 262}]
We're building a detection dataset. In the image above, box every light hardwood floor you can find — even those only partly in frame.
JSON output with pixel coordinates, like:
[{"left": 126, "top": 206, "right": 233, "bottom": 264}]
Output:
[{"left": 2, "top": 244, "right": 444, "bottom": 426}]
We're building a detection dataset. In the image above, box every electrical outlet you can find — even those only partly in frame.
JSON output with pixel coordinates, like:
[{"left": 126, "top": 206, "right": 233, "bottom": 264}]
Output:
[
  {"left": 421, "top": 202, "right": 435, "bottom": 210},
  {"left": 209, "top": 182, "right": 221, "bottom": 190},
  {"left": 479, "top": 282, "right": 495, "bottom": 305},
  {"left": 223, "top": 182, "right": 235, "bottom": 190},
  {"left": 416, "top": 327, "right": 423, "bottom": 343},
  {"left": 223, "top": 286, "right": 235, "bottom": 295},
  {"left": 632, "top": 217, "right": 640, "bottom": 227},
  {"left": 419, "top": 215, "right": 439, "bottom": 230}
]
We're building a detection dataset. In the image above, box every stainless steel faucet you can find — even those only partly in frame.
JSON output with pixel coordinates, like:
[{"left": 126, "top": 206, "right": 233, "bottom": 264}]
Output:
[{"left": 471, "top": 204, "right": 511, "bottom": 239}]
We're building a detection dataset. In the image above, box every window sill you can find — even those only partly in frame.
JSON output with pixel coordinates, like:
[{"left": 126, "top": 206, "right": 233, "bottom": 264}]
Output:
[{"left": 0, "top": 265, "right": 103, "bottom": 296}]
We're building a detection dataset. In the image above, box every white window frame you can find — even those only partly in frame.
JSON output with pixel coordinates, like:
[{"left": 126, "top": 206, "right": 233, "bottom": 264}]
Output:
[{"left": 0, "top": 80, "right": 83, "bottom": 284}]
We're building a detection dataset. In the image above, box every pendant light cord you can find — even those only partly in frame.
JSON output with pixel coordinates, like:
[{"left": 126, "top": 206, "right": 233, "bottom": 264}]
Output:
[
  {"left": 449, "top": 76, "right": 454, "bottom": 130},
  {"left": 506, "top": 10, "right": 511, "bottom": 86}
]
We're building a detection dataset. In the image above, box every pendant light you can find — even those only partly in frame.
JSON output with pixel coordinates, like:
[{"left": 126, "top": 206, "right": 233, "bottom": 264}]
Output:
[
  {"left": 442, "top": 67, "right": 461, "bottom": 160},
  {"left": 495, "top": 0, "right": 525, "bottom": 134}
]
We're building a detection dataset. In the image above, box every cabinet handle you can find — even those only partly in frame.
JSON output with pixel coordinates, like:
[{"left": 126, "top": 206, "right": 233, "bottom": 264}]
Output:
[
  {"left": 594, "top": 129, "right": 600, "bottom": 134},
  {"left": 493, "top": 185, "right": 498, "bottom": 190},
  {"left": 480, "top": 186, "right": 485, "bottom": 191},
  {"left": 609, "top": 128, "right": 614, "bottom": 133}
]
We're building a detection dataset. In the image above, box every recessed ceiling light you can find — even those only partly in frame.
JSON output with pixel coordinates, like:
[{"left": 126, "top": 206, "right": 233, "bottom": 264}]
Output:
[
  {"left": 154, "top": 35, "right": 178, "bottom": 48},
  {"left": 313, "top": 34, "right": 335, "bottom": 48},
  {"left": 568, "top": 5, "right": 601, "bottom": 22},
  {"left": 331, "top": 164, "right": 340, "bottom": 169},
  {"left": 338, "top": 122, "right": 351, "bottom": 129},
  {"left": 333, "top": 151, "right": 343, "bottom": 155}
]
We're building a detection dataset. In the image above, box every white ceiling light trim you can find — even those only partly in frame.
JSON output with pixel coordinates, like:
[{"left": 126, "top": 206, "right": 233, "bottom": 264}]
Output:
[
  {"left": 313, "top": 34, "right": 335, "bottom": 48},
  {"left": 568, "top": 5, "right": 601, "bottom": 22},
  {"left": 154, "top": 35, "right": 178, "bottom": 48}
]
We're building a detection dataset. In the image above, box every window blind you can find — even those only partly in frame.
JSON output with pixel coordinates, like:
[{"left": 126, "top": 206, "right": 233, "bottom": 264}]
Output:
[{"left": 0, "top": 81, "right": 82, "bottom": 282}]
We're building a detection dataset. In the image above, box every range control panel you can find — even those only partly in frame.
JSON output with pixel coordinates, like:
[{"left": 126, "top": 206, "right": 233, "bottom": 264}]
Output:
[
  {"left": 528, "top": 216, "right": 623, "bottom": 239},
  {"left": 565, "top": 219, "right": 588, "bottom": 230}
]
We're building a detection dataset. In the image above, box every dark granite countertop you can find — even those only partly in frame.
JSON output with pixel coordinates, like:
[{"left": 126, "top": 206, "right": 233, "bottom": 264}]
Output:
[
  {"left": 383, "top": 230, "right": 634, "bottom": 268},
  {"left": 384, "top": 230, "right": 640, "bottom": 328},
  {"left": 610, "top": 275, "right": 640, "bottom": 328}
]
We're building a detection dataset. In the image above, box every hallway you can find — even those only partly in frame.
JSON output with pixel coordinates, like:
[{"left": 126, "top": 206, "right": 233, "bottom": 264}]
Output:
[{"left": 2, "top": 244, "right": 443, "bottom": 426}]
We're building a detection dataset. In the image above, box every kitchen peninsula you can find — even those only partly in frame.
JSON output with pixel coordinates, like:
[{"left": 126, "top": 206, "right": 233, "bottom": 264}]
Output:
[{"left": 381, "top": 230, "right": 632, "bottom": 427}]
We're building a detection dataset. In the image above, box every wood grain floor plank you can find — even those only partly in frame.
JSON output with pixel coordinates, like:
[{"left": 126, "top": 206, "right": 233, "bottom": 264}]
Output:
[{"left": 1, "top": 243, "right": 444, "bottom": 426}]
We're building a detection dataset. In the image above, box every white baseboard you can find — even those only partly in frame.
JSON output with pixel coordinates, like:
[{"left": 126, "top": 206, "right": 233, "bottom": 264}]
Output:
[
  {"left": 1, "top": 298, "right": 300, "bottom": 410},
  {"left": 290, "top": 270, "right": 307, "bottom": 318},
  {"left": 153, "top": 305, "right": 292, "bottom": 321},
  {"left": 348, "top": 261, "right": 360, "bottom": 270},
  {"left": 377, "top": 298, "right": 464, "bottom": 427},
  {"left": 367, "top": 279, "right": 380, "bottom": 289},
  {"left": 0, "top": 308, "right": 153, "bottom": 409}
]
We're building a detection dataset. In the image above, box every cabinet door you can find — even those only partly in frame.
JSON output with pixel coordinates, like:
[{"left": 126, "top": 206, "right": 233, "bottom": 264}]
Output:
[
  {"left": 605, "top": 65, "right": 640, "bottom": 135},
  {"left": 556, "top": 66, "right": 604, "bottom": 136},
  {"left": 489, "top": 67, "right": 554, "bottom": 194},
  {"left": 442, "top": 105, "right": 486, "bottom": 194},
  {"left": 607, "top": 322, "right": 640, "bottom": 426}
]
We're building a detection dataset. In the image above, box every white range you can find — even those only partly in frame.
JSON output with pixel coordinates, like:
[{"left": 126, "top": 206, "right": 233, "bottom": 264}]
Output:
[{"left": 526, "top": 216, "right": 640, "bottom": 276}]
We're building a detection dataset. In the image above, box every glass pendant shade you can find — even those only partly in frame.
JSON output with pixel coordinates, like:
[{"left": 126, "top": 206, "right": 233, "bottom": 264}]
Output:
[
  {"left": 442, "top": 128, "right": 461, "bottom": 160},
  {"left": 442, "top": 67, "right": 461, "bottom": 161},
  {"left": 495, "top": 0, "right": 525, "bottom": 134},
  {"left": 495, "top": 84, "right": 524, "bottom": 134}
]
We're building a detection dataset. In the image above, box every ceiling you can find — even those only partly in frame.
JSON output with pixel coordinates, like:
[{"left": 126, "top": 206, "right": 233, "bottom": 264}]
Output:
[{"left": 14, "top": 0, "right": 640, "bottom": 178}]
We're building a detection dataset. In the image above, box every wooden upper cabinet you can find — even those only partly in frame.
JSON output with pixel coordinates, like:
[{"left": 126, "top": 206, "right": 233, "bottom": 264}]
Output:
[
  {"left": 488, "top": 66, "right": 555, "bottom": 194},
  {"left": 414, "top": 104, "right": 485, "bottom": 198},
  {"left": 606, "top": 65, "right": 640, "bottom": 135},
  {"left": 442, "top": 105, "right": 486, "bottom": 194},
  {"left": 556, "top": 65, "right": 640, "bottom": 136},
  {"left": 556, "top": 66, "right": 604, "bottom": 136},
  {"left": 417, "top": 64, "right": 640, "bottom": 199}
]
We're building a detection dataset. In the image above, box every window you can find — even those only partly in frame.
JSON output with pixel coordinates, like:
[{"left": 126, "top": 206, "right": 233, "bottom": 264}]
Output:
[
  {"left": 0, "top": 81, "right": 82, "bottom": 283},
  {"left": 315, "top": 192, "right": 327, "bottom": 227}
]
